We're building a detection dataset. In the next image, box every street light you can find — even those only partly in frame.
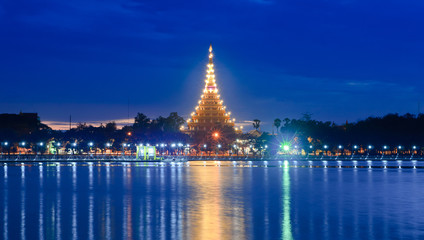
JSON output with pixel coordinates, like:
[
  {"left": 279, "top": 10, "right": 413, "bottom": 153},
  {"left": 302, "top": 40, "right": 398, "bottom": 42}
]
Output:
[
  {"left": 88, "top": 142, "right": 94, "bottom": 147},
  {"left": 18, "top": 141, "right": 26, "bottom": 154},
  {"left": 217, "top": 144, "right": 222, "bottom": 156},
  {"left": 55, "top": 142, "right": 61, "bottom": 155}
]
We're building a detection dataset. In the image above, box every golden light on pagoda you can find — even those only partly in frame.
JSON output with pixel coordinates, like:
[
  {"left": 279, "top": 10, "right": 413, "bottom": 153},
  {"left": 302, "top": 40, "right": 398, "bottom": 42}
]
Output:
[{"left": 187, "top": 44, "right": 237, "bottom": 132}]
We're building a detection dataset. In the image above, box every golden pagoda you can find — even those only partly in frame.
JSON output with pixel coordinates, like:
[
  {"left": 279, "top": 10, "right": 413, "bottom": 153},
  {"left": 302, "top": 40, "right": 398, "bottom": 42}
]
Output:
[{"left": 187, "top": 45, "right": 237, "bottom": 132}]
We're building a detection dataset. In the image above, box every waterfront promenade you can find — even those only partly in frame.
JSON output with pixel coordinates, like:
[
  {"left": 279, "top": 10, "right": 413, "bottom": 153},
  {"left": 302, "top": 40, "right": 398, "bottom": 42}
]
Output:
[{"left": 1, "top": 154, "right": 424, "bottom": 169}]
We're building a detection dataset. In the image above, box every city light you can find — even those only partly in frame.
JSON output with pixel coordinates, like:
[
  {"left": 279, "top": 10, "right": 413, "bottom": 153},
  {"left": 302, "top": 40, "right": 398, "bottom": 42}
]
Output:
[
  {"left": 323, "top": 145, "right": 328, "bottom": 149},
  {"left": 213, "top": 132, "right": 219, "bottom": 138},
  {"left": 171, "top": 143, "right": 176, "bottom": 148},
  {"left": 39, "top": 142, "right": 44, "bottom": 146},
  {"left": 203, "top": 144, "right": 207, "bottom": 148},
  {"left": 56, "top": 143, "right": 61, "bottom": 147},
  {"left": 127, "top": 132, "right": 132, "bottom": 136},
  {"left": 217, "top": 144, "right": 222, "bottom": 148},
  {"left": 383, "top": 145, "right": 388, "bottom": 150},
  {"left": 72, "top": 143, "right": 77, "bottom": 147},
  {"left": 353, "top": 145, "right": 358, "bottom": 149},
  {"left": 88, "top": 142, "right": 93, "bottom": 147},
  {"left": 338, "top": 145, "right": 343, "bottom": 149},
  {"left": 283, "top": 145, "right": 290, "bottom": 151},
  {"left": 368, "top": 145, "right": 373, "bottom": 149},
  {"left": 106, "top": 143, "right": 111, "bottom": 147}
]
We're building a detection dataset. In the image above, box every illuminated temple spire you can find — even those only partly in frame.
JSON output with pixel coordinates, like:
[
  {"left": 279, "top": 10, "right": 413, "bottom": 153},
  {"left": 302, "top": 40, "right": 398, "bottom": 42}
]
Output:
[
  {"left": 209, "top": 44, "right": 213, "bottom": 64},
  {"left": 187, "top": 45, "right": 240, "bottom": 132}
]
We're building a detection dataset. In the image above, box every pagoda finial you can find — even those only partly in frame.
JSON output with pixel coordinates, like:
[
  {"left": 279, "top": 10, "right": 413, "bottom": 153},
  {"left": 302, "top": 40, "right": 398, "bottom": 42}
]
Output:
[{"left": 208, "top": 44, "right": 213, "bottom": 64}]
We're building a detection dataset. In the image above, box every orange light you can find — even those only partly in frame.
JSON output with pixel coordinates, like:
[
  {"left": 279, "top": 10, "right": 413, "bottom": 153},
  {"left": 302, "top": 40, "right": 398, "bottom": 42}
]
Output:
[
  {"left": 127, "top": 132, "right": 132, "bottom": 136},
  {"left": 213, "top": 132, "right": 219, "bottom": 138}
]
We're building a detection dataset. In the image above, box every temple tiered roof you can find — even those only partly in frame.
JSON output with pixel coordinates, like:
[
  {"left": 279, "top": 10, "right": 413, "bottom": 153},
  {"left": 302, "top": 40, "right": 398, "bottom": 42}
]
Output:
[{"left": 187, "top": 45, "right": 237, "bottom": 132}]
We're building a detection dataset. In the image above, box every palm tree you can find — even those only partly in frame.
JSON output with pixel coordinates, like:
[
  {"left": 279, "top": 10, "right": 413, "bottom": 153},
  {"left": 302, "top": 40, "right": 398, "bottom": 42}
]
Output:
[
  {"left": 252, "top": 119, "right": 261, "bottom": 130},
  {"left": 274, "top": 118, "right": 281, "bottom": 135}
]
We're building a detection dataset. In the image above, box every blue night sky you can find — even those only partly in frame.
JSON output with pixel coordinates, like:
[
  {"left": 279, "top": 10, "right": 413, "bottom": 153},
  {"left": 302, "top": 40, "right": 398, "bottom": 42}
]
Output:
[{"left": 1, "top": 0, "right": 423, "bottom": 130}]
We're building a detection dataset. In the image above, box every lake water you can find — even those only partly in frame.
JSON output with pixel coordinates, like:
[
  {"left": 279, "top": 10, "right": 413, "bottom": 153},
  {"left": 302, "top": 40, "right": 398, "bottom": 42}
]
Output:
[{"left": 0, "top": 161, "right": 423, "bottom": 239}]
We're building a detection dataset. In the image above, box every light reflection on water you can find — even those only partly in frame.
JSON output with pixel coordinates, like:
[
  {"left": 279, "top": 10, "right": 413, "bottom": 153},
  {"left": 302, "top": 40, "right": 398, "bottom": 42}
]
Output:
[{"left": 0, "top": 162, "right": 423, "bottom": 239}]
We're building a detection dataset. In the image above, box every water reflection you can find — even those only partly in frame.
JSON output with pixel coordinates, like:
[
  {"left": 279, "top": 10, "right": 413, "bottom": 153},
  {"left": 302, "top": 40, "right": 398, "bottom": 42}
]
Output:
[
  {"left": 39, "top": 165, "right": 44, "bottom": 240},
  {"left": 56, "top": 164, "right": 62, "bottom": 240},
  {"left": 282, "top": 167, "right": 293, "bottom": 240},
  {"left": 21, "top": 164, "right": 25, "bottom": 240},
  {"left": 186, "top": 167, "right": 246, "bottom": 240},
  {"left": 72, "top": 164, "right": 77, "bottom": 240},
  {"left": 3, "top": 165, "right": 8, "bottom": 240},
  {"left": 0, "top": 163, "right": 423, "bottom": 240}
]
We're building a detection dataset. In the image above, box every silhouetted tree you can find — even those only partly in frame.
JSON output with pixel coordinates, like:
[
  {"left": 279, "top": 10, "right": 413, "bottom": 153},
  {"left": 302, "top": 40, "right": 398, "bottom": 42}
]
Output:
[
  {"left": 273, "top": 118, "right": 281, "bottom": 134},
  {"left": 253, "top": 119, "right": 261, "bottom": 130}
]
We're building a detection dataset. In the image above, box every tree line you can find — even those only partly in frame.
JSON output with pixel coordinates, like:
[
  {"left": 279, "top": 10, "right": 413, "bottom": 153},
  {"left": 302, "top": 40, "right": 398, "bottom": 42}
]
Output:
[
  {"left": 260, "top": 113, "right": 424, "bottom": 152},
  {"left": 1, "top": 111, "right": 423, "bottom": 153}
]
